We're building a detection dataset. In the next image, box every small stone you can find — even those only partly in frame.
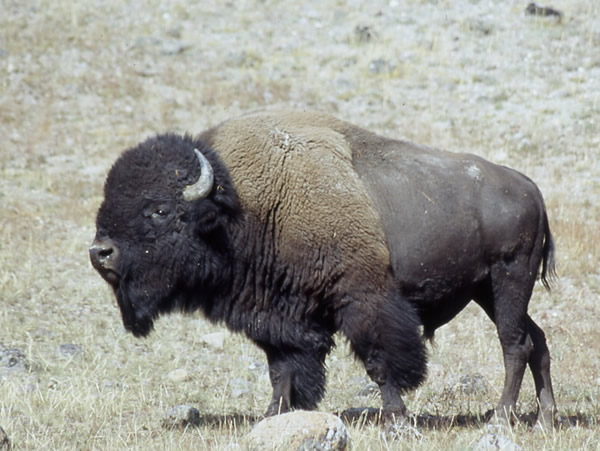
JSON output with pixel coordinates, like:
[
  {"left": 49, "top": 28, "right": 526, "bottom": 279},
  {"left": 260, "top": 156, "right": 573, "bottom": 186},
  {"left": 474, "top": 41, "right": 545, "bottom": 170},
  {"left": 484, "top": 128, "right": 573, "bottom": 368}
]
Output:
[
  {"left": 357, "top": 382, "right": 379, "bottom": 397},
  {"left": 466, "top": 18, "right": 493, "bottom": 36},
  {"left": 525, "top": 3, "right": 563, "bottom": 21},
  {"left": 354, "top": 25, "right": 374, "bottom": 43},
  {"left": 474, "top": 428, "right": 521, "bottom": 451},
  {"left": 427, "top": 363, "right": 445, "bottom": 380},
  {"left": 200, "top": 332, "right": 226, "bottom": 350},
  {"left": 0, "top": 426, "right": 9, "bottom": 450},
  {"left": 457, "top": 373, "right": 489, "bottom": 395},
  {"left": 102, "top": 380, "right": 124, "bottom": 390},
  {"left": 0, "top": 348, "right": 27, "bottom": 376},
  {"left": 165, "top": 28, "right": 181, "bottom": 39},
  {"left": 57, "top": 343, "right": 83, "bottom": 358},
  {"left": 162, "top": 405, "right": 201, "bottom": 429},
  {"left": 229, "top": 378, "right": 252, "bottom": 398},
  {"left": 167, "top": 368, "right": 190, "bottom": 382},
  {"left": 246, "top": 411, "right": 349, "bottom": 451},
  {"left": 160, "top": 40, "right": 192, "bottom": 55},
  {"left": 247, "top": 361, "right": 267, "bottom": 374},
  {"left": 369, "top": 58, "right": 396, "bottom": 75}
]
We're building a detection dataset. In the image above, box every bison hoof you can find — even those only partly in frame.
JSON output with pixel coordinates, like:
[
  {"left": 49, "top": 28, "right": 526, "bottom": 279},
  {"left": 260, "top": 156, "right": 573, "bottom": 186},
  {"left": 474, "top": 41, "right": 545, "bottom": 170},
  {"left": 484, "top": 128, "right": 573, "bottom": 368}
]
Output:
[
  {"left": 486, "top": 408, "right": 515, "bottom": 429},
  {"left": 264, "top": 404, "right": 290, "bottom": 417},
  {"left": 381, "top": 408, "right": 409, "bottom": 426},
  {"left": 532, "top": 412, "right": 557, "bottom": 431}
]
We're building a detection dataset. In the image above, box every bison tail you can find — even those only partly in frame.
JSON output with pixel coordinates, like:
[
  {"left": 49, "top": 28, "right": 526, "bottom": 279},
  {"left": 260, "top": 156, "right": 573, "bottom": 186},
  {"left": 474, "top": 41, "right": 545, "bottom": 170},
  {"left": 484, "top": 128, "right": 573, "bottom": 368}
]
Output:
[{"left": 540, "top": 208, "right": 557, "bottom": 291}]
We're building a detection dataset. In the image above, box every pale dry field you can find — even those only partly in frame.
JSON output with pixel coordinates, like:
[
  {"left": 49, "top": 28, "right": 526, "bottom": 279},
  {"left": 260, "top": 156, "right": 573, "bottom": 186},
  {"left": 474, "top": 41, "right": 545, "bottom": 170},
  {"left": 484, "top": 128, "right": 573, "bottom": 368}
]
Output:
[{"left": 1, "top": 0, "right": 599, "bottom": 449}]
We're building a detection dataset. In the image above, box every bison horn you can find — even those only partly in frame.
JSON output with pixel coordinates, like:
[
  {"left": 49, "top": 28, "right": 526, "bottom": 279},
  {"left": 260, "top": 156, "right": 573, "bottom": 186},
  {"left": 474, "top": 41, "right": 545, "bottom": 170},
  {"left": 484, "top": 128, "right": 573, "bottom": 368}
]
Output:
[{"left": 183, "top": 148, "right": 214, "bottom": 201}]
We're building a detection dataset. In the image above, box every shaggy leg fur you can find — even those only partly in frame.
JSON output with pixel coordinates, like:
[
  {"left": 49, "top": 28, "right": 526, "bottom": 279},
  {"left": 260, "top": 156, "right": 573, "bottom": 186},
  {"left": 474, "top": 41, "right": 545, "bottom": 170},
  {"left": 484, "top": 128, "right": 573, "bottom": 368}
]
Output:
[
  {"left": 338, "top": 295, "right": 427, "bottom": 419},
  {"left": 262, "top": 345, "right": 330, "bottom": 416}
]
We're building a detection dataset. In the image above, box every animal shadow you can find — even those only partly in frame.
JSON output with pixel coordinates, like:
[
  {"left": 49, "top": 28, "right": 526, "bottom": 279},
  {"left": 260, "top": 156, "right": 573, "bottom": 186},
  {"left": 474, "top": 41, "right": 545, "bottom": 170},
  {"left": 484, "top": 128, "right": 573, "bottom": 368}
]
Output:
[
  {"left": 337, "top": 407, "right": 596, "bottom": 430},
  {"left": 191, "top": 410, "right": 595, "bottom": 431}
]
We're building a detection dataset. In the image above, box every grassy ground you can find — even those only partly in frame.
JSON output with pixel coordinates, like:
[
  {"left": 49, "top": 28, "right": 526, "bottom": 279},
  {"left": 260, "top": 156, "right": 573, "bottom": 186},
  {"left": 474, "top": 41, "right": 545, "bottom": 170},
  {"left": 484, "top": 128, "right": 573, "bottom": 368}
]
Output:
[{"left": 1, "top": 0, "right": 599, "bottom": 449}]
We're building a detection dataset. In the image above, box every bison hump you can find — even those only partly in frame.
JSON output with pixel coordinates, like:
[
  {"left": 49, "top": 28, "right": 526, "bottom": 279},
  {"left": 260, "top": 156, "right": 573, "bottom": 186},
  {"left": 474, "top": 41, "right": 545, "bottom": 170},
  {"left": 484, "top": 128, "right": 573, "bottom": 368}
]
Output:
[{"left": 200, "top": 111, "right": 391, "bottom": 289}]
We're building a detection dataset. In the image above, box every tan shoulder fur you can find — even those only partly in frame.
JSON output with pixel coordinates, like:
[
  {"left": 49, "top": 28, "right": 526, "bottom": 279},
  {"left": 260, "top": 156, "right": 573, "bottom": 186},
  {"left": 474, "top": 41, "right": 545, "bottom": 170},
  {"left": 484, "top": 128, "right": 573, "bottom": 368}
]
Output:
[{"left": 200, "top": 111, "right": 390, "bottom": 288}]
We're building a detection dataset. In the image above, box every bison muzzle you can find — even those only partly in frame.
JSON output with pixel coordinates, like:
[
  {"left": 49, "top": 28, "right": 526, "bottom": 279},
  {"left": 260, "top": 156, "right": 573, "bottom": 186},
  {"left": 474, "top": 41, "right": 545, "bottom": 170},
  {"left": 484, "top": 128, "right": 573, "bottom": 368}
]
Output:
[{"left": 90, "top": 111, "right": 557, "bottom": 427}]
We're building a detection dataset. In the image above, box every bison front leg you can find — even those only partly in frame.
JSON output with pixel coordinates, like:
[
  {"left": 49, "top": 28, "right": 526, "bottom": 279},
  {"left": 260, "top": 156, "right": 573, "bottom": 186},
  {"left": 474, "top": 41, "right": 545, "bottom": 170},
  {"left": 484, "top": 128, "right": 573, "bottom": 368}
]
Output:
[
  {"left": 262, "top": 346, "right": 329, "bottom": 417},
  {"left": 379, "top": 379, "right": 408, "bottom": 419},
  {"left": 265, "top": 355, "right": 293, "bottom": 416},
  {"left": 338, "top": 296, "right": 427, "bottom": 422}
]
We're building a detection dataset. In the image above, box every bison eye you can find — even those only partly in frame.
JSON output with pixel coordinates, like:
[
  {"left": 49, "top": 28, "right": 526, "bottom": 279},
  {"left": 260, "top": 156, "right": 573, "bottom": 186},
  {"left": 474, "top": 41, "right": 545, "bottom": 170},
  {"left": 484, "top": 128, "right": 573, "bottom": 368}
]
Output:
[
  {"left": 142, "top": 200, "right": 174, "bottom": 223},
  {"left": 151, "top": 209, "right": 169, "bottom": 221}
]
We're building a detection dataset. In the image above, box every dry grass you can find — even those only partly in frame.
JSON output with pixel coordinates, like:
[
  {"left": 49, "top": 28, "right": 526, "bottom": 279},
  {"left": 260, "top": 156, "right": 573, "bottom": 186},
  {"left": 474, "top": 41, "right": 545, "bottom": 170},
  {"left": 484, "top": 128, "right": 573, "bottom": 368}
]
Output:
[{"left": 1, "top": 0, "right": 599, "bottom": 449}]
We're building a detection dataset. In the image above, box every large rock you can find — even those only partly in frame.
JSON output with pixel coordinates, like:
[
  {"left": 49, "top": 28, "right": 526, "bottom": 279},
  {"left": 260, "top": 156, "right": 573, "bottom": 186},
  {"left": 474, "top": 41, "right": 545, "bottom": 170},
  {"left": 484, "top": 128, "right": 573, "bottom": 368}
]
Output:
[{"left": 246, "top": 411, "right": 349, "bottom": 451}]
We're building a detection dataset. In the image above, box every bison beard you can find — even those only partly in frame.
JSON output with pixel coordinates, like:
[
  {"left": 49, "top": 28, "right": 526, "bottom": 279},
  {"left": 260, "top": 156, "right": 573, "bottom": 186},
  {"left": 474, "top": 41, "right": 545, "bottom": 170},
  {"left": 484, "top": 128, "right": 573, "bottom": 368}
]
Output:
[{"left": 90, "top": 111, "right": 557, "bottom": 428}]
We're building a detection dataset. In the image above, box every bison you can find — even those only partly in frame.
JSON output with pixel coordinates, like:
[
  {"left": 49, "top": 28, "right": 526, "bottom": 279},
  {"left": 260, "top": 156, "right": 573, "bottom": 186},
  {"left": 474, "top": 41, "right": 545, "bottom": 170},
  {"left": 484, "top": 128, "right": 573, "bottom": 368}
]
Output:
[{"left": 90, "top": 111, "right": 557, "bottom": 427}]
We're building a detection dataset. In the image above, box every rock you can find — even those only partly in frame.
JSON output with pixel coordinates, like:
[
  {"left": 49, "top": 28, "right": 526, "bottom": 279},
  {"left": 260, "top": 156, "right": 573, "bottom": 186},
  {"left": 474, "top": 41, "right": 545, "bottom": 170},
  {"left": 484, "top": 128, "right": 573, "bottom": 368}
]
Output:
[
  {"left": 229, "top": 378, "right": 252, "bottom": 398},
  {"left": 246, "top": 411, "right": 349, "bottom": 451},
  {"left": 102, "top": 380, "right": 124, "bottom": 389},
  {"left": 162, "top": 405, "right": 201, "bottom": 429},
  {"left": 473, "top": 425, "right": 520, "bottom": 451},
  {"left": 21, "top": 374, "right": 40, "bottom": 393},
  {"left": 160, "top": 40, "right": 192, "bottom": 56},
  {"left": 167, "top": 368, "right": 190, "bottom": 383},
  {"left": 57, "top": 343, "right": 83, "bottom": 358},
  {"left": 0, "top": 426, "right": 9, "bottom": 450},
  {"left": 200, "top": 332, "right": 226, "bottom": 351},
  {"left": 247, "top": 361, "right": 268, "bottom": 375},
  {"left": 368, "top": 58, "right": 396, "bottom": 75},
  {"left": 466, "top": 18, "right": 494, "bottom": 36},
  {"left": 427, "top": 363, "right": 445, "bottom": 380},
  {"left": 457, "top": 373, "right": 489, "bottom": 395},
  {"left": 356, "top": 382, "right": 379, "bottom": 398},
  {"left": 0, "top": 347, "right": 27, "bottom": 376},
  {"left": 525, "top": 3, "right": 563, "bottom": 21},
  {"left": 354, "top": 25, "right": 374, "bottom": 43}
]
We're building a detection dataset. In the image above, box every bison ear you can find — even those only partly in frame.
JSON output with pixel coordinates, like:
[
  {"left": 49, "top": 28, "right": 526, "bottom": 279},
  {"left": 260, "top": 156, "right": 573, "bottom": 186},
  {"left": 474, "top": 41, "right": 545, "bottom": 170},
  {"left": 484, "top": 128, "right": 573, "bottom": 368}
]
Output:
[{"left": 190, "top": 203, "right": 221, "bottom": 235}]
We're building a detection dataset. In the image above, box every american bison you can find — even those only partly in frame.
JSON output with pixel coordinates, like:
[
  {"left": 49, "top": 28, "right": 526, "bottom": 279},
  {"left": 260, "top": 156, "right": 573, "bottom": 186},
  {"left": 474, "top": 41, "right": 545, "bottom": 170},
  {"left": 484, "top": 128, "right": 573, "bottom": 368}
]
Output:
[{"left": 90, "top": 111, "right": 556, "bottom": 427}]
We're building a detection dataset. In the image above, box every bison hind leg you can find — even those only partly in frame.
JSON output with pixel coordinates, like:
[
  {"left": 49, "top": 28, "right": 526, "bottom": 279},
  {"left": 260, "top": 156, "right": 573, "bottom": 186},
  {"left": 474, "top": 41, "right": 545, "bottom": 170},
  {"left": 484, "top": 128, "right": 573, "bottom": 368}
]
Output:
[{"left": 340, "top": 296, "right": 427, "bottom": 417}]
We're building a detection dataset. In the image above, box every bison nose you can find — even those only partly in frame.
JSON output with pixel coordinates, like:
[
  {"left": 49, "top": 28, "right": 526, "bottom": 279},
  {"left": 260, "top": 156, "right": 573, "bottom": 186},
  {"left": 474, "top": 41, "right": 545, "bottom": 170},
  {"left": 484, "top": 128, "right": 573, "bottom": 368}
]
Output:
[{"left": 89, "top": 238, "right": 120, "bottom": 272}]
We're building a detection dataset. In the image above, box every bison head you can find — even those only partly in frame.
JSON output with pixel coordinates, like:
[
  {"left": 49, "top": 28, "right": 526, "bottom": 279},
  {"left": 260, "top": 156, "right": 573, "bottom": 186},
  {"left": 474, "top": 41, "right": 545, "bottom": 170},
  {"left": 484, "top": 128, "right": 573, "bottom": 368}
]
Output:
[{"left": 90, "top": 134, "right": 238, "bottom": 337}]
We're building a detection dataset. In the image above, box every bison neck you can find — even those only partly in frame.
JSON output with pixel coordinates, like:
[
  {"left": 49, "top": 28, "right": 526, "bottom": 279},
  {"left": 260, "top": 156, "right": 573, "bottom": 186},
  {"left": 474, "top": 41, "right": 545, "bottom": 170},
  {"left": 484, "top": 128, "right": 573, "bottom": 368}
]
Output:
[{"left": 197, "top": 214, "right": 340, "bottom": 349}]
